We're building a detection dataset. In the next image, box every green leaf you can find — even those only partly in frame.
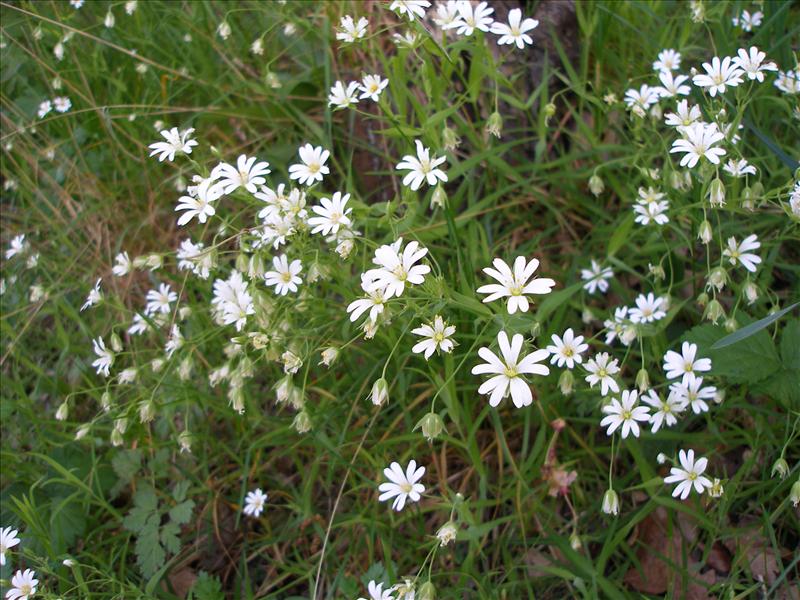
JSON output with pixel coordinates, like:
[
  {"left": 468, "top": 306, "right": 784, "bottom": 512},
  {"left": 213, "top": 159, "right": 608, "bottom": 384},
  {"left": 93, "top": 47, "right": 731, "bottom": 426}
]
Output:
[
  {"left": 536, "top": 280, "right": 584, "bottom": 323},
  {"left": 172, "top": 480, "right": 190, "bottom": 503},
  {"left": 711, "top": 302, "right": 799, "bottom": 349},
  {"left": 135, "top": 514, "right": 165, "bottom": 579},
  {"left": 111, "top": 449, "right": 142, "bottom": 483},
  {"left": 684, "top": 322, "right": 781, "bottom": 384},
  {"left": 607, "top": 212, "right": 635, "bottom": 256},
  {"left": 189, "top": 572, "right": 224, "bottom": 600},
  {"left": 160, "top": 521, "right": 181, "bottom": 555},
  {"left": 779, "top": 318, "right": 800, "bottom": 369},
  {"left": 168, "top": 500, "right": 195, "bottom": 526}
]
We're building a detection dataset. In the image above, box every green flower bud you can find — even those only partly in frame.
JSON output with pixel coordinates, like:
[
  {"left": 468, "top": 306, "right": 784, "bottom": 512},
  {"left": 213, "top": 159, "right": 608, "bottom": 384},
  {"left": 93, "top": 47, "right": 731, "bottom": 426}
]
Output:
[
  {"left": 724, "top": 318, "right": 738, "bottom": 332},
  {"left": 602, "top": 488, "right": 619, "bottom": 515},
  {"left": 178, "top": 429, "right": 193, "bottom": 453},
  {"left": 791, "top": 478, "right": 800, "bottom": 507},
  {"left": 235, "top": 252, "right": 249, "bottom": 274},
  {"left": 636, "top": 368, "right": 650, "bottom": 392},
  {"left": 707, "top": 266, "right": 728, "bottom": 292},
  {"left": 319, "top": 346, "right": 339, "bottom": 367},
  {"left": 570, "top": 532, "right": 582, "bottom": 551},
  {"left": 293, "top": 409, "right": 312, "bottom": 434},
  {"left": 101, "top": 391, "right": 112, "bottom": 412},
  {"left": 110, "top": 333, "right": 123, "bottom": 353},
  {"left": 371, "top": 378, "right": 389, "bottom": 406},
  {"left": 486, "top": 111, "right": 503, "bottom": 138},
  {"left": 529, "top": 321, "right": 542, "bottom": 339},
  {"left": 431, "top": 184, "right": 447, "bottom": 209},
  {"left": 708, "top": 178, "right": 725, "bottom": 207},
  {"left": 416, "top": 411, "right": 445, "bottom": 441},
  {"left": 697, "top": 292, "right": 709, "bottom": 308},
  {"left": 418, "top": 582, "right": 436, "bottom": 600},
  {"left": 589, "top": 174, "right": 604, "bottom": 197},
  {"left": 703, "top": 298, "right": 725, "bottom": 324},
  {"left": 743, "top": 281, "right": 759, "bottom": 305},
  {"left": 55, "top": 400, "right": 69, "bottom": 421},
  {"left": 442, "top": 124, "right": 461, "bottom": 151},
  {"left": 698, "top": 220, "right": 713, "bottom": 244},
  {"left": 558, "top": 369, "right": 574, "bottom": 396},
  {"left": 543, "top": 102, "right": 556, "bottom": 125},
  {"left": 771, "top": 457, "right": 789, "bottom": 479}
]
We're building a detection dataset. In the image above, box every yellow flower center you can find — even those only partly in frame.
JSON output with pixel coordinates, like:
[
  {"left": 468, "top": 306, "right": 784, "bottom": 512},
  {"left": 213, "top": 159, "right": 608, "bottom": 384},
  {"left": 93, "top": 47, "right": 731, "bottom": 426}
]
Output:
[
  {"left": 281, "top": 272, "right": 292, "bottom": 283},
  {"left": 503, "top": 366, "right": 518, "bottom": 378}
]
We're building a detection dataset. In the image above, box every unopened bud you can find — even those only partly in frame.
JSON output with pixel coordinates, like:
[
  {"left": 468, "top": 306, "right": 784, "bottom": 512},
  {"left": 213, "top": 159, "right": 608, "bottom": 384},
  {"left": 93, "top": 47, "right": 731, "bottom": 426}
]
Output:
[
  {"left": 416, "top": 412, "right": 445, "bottom": 442},
  {"left": 657, "top": 452, "right": 667, "bottom": 464},
  {"left": 569, "top": 532, "right": 582, "bottom": 551},
  {"left": 697, "top": 292, "right": 709, "bottom": 308},
  {"left": 486, "top": 111, "right": 503, "bottom": 138},
  {"left": 703, "top": 298, "right": 725, "bottom": 324},
  {"left": 771, "top": 458, "right": 789, "bottom": 479},
  {"left": 791, "top": 478, "right": 800, "bottom": 506},
  {"left": 110, "top": 333, "right": 123, "bottom": 353},
  {"left": 698, "top": 220, "right": 713, "bottom": 244},
  {"left": 145, "top": 254, "right": 162, "bottom": 271},
  {"left": 602, "top": 489, "right": 619, "bottom": 515},
  {"left": 139, "top": 400, "right": 155, "bottom": 423},
  {"left": 418, "top": 582, "right": 436, "bottom": 600},
  {"left": 724, "top": 318, "right": 738, "bottom": 332},
  {"left": 589, "top": 174, "right": 604, "bottom": 197},
  {"left": 743, "top": 281, "right": 759, "bottom": 305},
  {"left": 293, "top": 409, "right": 312, "bottom": 434},
  {"left": 371, "top": 378, "right": 389, "bottom": 406},
  {"left": 529, "top": 321, "right": 542, "bottom": 339},
  {"left": 442, "top": 125, "right": 460, "bottom": 151},
  {"left": 431, "top": 184, "right": 447, "bottom": 209},
  {"left": 319, "top": 346, "right": 339, "bottom": 367},
  {"left": 707, "top": 267, "right": 727, "bottom": 292},
  {"left": 709, "top": 178, "right": 725, "bottom": 207},
  {"left": 543, "top": 102, "right": 556, "bottom": 125},
  {"left": 101, "top": 391, "right": 112, "bottom": 411},
  {"left": 636, "top": 368, "right": 650, "bottom": 392},
  {"left": 178, "top": 429, "right": 193, "bottom": 453},
  {"left": 558, "top": 369, "right": 574, "bottom": 396},
  {"left": 55, "top": 401, "right": 69, "bottom": 421}
]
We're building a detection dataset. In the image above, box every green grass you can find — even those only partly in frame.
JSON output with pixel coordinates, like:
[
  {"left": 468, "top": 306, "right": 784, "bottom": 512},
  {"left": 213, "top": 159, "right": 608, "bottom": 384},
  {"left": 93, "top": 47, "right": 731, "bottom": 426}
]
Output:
[{"left": 1, "top": 0, "right": 799, "bottom": 598}]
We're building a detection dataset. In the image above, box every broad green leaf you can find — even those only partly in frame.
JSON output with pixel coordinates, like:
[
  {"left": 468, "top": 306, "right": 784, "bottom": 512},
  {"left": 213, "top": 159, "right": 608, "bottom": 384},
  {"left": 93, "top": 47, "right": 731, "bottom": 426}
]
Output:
[
  {"left": 135, "top": 515, "right": 165, "bottom": 579},
  {"left": 711, "top": 302, "right": 799, "bottom": 349},
  {"left": 169, "top": 499, "right": 195, "bottom": 526}
]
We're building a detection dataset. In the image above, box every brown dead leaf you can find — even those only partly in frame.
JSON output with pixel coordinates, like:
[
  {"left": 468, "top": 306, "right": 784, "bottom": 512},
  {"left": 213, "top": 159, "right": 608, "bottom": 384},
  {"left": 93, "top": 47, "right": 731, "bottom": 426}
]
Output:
[
  {"left": 166, "top": 568, "right": 197, "bottom": 599},
  {"left": 623, "top": 506, "right": 716, "bottom": 599}
]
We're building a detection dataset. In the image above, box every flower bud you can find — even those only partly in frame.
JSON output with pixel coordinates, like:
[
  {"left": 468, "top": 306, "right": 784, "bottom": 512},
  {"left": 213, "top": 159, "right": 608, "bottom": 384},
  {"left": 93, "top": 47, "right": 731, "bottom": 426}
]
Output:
[
  {"left": 101, "top": 391, "right": 112, "bottom": 411},
  {"left": 698, "top": 220, "right": 713, "bottom": 244},
  {"left": 724, "top": 318, "right": 738, "bottom": 332},
  {"left": 620, "top": 326, "right": 638, "bottom": 346},
  {"left": 648, "top": 263, "right": 665, "bottom": 280},
  {"left": 145, "top": 254, "right": 162, "bottom": 270},
  {"left": 743, "top": 281, "right": 759, "bottom": 305},
  {"left": 669, "top": 170, "right": 686, "bottom": 190},
  {"left": 319, "top": 347, "right": 339, "bottom": 367},
  {"left": 56, "top": 401, "right": 69, "bottom": 421},
  {"left": 696, "top": 292, "right": 709, "bottom": 308},
  {"left": 235, "top": 252, "right": 249, "bottom": 274},
  {"left": 771, "top": 458, "right": 789, "bottom": 479},
  {"left": 75, "top": 424, "right": 90, "bottom": 440},
  {"left": 371, "top": 378, "right": 389, "bottom": 406},
  {"left": 791, "top": 478, "right": 800, "bottom": 507},
  {"left": 418, "top": 582, "right": 436, "bottom": 600},
  {"left": 110, "top": 333, "right": 123, "bottom": 353},
  {"left": 657, "top": 452, "right": 667, "bottom": 464},
  {"left": 431, "top": 184, "right": 447, "bottom": 209},
  {"left": 281, "top": 350, "right": 303, "bottom": 374},
  {"left": 707, "top": 267, "right": 727, "bottom": 292},
  {"left": 486, "top": 111, "right": 503, "bottom": 138},
  {"left": 543, "top": 102, "right": 556, "bottom": 125},
  {"left": 708, "top": 178, "right": 725, "bottom": 207},
  {"left": 713, "top": 389, "right": 725, "bottom": 404},
  {"left": 110, "top": 428, "right": 124, "bottom": 447},
  {"left": 558, "top": 369, "right": 574, "bottom": 396},
  {"left": 436, "top": 521, "right": 458, "bottom": 546},
  {"left": 529, "top": 321, "right": 542, "bottom": 339},
  {"left": 589, "top": 174, "right": 604, "bottom": 197},
  {"left": 649, "top": 104, "right": 662, "bottom": 120},
  {"left": 151, "top": 358, "right": 165, "bottom": 372},
  {"left": 416, "top": 412, "right": 445, "bottom": 442},
  {"left": 178, "top": 429, "right": 193, "bottom": 453},
  {"left": 570, "top": 532, "right": 582, "bottom": 551},
  {"left": 442, "top": 125, "right": 461, "bottom": 151},
  {"left": 703, "top": 298, "right": 725, "bottom": 324},
  {"left": 582, "top": 307, "right": 595, "bottom": 324},
  {"left": 636, "top": 368, "right": 650, "bottom": 392},
  {"left": 178, "top": 356, "right": 193, "bottom": 381},
  {"left": 602, "top": 489, "right": 620, "bottom": 515},
  {"left": 293, "top": 409, "right": 312, "bottom": 434},
  {"left": 709, "top": 478, "right": 724, "bottom": 498},
  {"left": 276, "top": 375, "right": 293, "bottom": 404},
  {"left": 139, "top": 400, "right": 155, "bottom": 423}
]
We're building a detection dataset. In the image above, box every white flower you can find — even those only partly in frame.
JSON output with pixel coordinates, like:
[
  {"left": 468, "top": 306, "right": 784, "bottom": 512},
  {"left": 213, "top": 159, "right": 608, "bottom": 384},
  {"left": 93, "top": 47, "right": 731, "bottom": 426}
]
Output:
[
  {"left": 359, "top": 74, "right": 389, "bottom": 102},
  {"left": 119, "top": 367, "right": 137, "bottom": 384},
  {"left": 328, "top": 80, "right": 360, "bottom": 109},
  {"left": 5, "top": 235, "right": 27, "bottom": 259},
  {"left": 471, "top": 331, "right": 550, "bottom": 408},
  {"left": 670, "top": 122, "right": 726, "bottom": 168},
  {"left": 81, "top": 278, "right": 102, "bottom": 311},
  {"left": 145, "top": 282, "right": 177, "bottom": 315},
  {"left": 37, "top": 100, "right": 52, "bottom": 119},
  {"left": 390, "top": 0, "right": 431, "bottom": 21},
  {"left": 445, "top": 0, "right": 494, "bottom": 36},
  {"left": 664, "top": 99, "right": 702, "bottom": 129},
  {"left": 0, "top": 526, "right": 20, "bottom": 567},
  {"left": 664, "top": 449, "right": 712, "bottom": 499},
  {"left": 70, "top": 0, "right": 83, "bottom": 7},
  {"left": 378, "top": 460, "right": 425, "bottom": 511},
  {"left": 127, "top": 313, "right": 151, "bottom": 336},
  {"left": 213, "top": 154, "right": 271, "bottom": 195},
  {"left": 411, "top": 315, "right": 456, "bottom": 359},
  {"left": 436, "top": 521, "right": 458, "bottom": 546},
  {"left": 264, "top": 254, "right": 302, "bottom": 296},
  {"left": 600, "top": 390, "right": 650, "bottom": 439},
  {"left": 670, "top": 375, "right": 716, "bottom": 414},
  {"left": 584, "top": 352, "right": 620, "bottom": 396},
  {"left": 581, "top": 259, "right": 613, "bottom": 294},
  {"left": 336, "top": 15, "right": 368, "bottom": 43},
  {"left": 628, "top": 292, "right": 666, "bottom": 323},
  {"left": 362, "top": 238, "right": 430, "bottom": 299},
  {"left": 211, "top": 272, "right": 254, "bottom": 332},
  {"left": 257, "top": 213, "right": 295, "bottom": 249},
  {"left": 347, "top": 280, "right": 387, "bottom": 323},
  {"left": 175, "top": 177, "right": 224, "bottom": 226},
  {"left": 254, "top": 183, "right": 288, "bottom": 220},
  {"left": 655, "top": 71, "right": 691, "bottom": 98},
  {"left": 490, "top": 8, "right": 538, "bottom": 49},
  {"left": 6, "top": 568, "right": 38, "bottom": 600},
  {"left": 125, "top": 0, "right": 137, "bottom": 15},
  {"left": 633, "top": 200, "right": 669, "bottom": 226},
  {"left": 358, "top": 580, "right": 395, "bottom": 600},
  {"left": 722, "top": 158, "right": 757, "bottom": 177},
  {"left": 148, "top": 127, "right": 198, "bottom": 162},
  {"left": 288, "top": 144, "right": 330, "bottom": 186},
  {"left": 663, "top": 341, "right": 712, "bottom": 384},
  {"left": 53, "top": 96, "right": 71, "bottom": 112},
  {"left": 392, "top": 30, "right": 419, "bottom": 47},
  {"left": 732, "top": 10, "right": 762, "bottom": 31},
  {"left": 396, "top": 140, "right": 448, "bottom": 191},
  {"left": 692, "top": 56, "right": 744, "bottom": 96},
  {"left": 653, "top": 49, "right": 681, "bottom": 72},
  {"left": 177, "top": 239, "right": 213, "bottom": 279},
  {"left": 243, "top": 488, "right": 268, "bottom": 517},
  {"left": 92, "top": 337, "right": 114, "bottom": 377},
  {"left": 722, "top": 234, "right": 761, "bottom": 273},
  {"left": 476, "top": 256, "right": 555, "bottom": 314},
  {"left": 433, "top": 0, "right": 459, "bottom": 27},
  {"left": 641, "top": 389, "right": 686, "bottom": 433},
  {"left": 546, "top": 328, "right": 588, "bottom": 369},
  {"left": 774, "top": 69, "right": 800, "bottom": 94},
  {"left": 308, "top": 192, "right": 352, "bottom": 237},
  {"left": 623, "top": 84, "right": 659, "bottom": 109},
  {"left": 104, "top": 10, "right": 115, "bottom": 28},
  {"left": 112, "top": 251, "right": 131, "bottom": 276},
  {"left": 217, "top": 20, "right": 231, "bottom": 39},
  {"left": 733, "top": 46, "right": 778, "bottom": 82},
  {"left": 250, "top": 37, "right": 264, "bottom": 55}
]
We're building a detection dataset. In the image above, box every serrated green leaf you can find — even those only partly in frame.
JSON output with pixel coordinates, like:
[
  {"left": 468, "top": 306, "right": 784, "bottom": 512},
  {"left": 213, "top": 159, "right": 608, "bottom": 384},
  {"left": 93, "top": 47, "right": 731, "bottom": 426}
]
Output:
[
  {"left": 711, "top": 302, "right": 799, "bottom": 349},
  {"left": 135, "top": 514, "right": 165, "bottom": 579},
  {"left": 123, "top": 505, "right": 155, "bottom": 533},
  {"left": 133, "top": 485, "right": 159, "bottom": 511},
  {"left": 169, "top": 500, "right": 195, "bottom": 526},
  {"left": 111, "top": 449, "right": 142, "bottom": 484},
  {"left": 190, "top": 572, "right": 224, "bottom": 600},
  {"left": 160, "top": 521, "right": 181, "bottom": 555},
  {"left": 172, "top": 480, "right": 190, "bottom": 503}
]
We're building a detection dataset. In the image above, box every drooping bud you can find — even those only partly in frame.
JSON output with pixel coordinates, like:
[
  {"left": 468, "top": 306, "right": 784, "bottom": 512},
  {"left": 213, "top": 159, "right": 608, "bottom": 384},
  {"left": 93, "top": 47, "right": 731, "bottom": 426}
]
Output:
[
  {"left": 436, "top": 521, "right": 458, "bottom": 546},
  {"left": 657, "top": 452, "right": 667, "bottom": 464},
  {"left": 371, "top": 378, "right": 389, "bottom": 406},
  {"left": 416, "top": 412, "right": 445, "bottom": 442},
  {"left": 320, "top": 347, "right": 339, "bottom": 367},
  {"left": 698, "top": 220, "right": 713, "bottom": 244},
  {"left": 570, "top": 532, "right": 582, "bottom": 551},
  {"left": 708, "top": 178, "right": 726, "bottom": 207},
  {"left": 707, "top": 267, "right": 727, "bottom": 292},
  {"left": 431, "top": 184, "right": 447, "bottom": 209},
  {"left": 602, "top": 488, "right": 620, "bottom": 515},
  {"left": 771, "top": 458, "right": 789, "bottom": 479},
  {"left": 293, "top": 409, "right": 312, "bottom": 434},
  {"left": 743, "top": 281, "right": 759, "bottom": 305},
  {"left": 55, "top": 400, "right": 69, "bottom": 421},
  {"left": 442, "top": 124, "right": 461, "bottom": 151},
  {"left": 558, "top": 370, "right": 574, "bottom": 396},
  {"left": 543, "top": 102, "right": 556, "bottom": 125},
  {"left": 696, "top": 292, "right": 709, "bottom": 308},
  {"left": 178, "top": 429, "right": 193, "bottom": 453},
  {"left": 636, "top": 368, "right": 650, "bottom": 392},
  {"left": 110, "top": 333, "right": 123, "bottom": 353},
  {"left": 724, "top": 318, "right": 738, "bottom": 332},
  {"left": 791, "top": 478, "right": 800, "bottom": 507},
  {"left": 589, "top": 174, "right": 604, "bottom": 197},
  {"left": 486, "top": 111, "right": 503, "bottom": 138},
  {"left": 418, "top": 582, "right": 436, "bottom": 600},
  {"left": 703, "top": 298, "right": 725, "bottom": 324}
]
